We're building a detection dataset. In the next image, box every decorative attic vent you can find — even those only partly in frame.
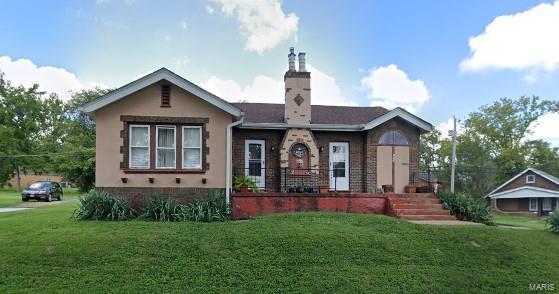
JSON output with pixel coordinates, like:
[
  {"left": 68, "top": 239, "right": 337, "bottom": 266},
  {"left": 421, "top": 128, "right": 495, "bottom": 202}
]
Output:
[{"left": 161, "top": 84, "right": 171, "bottom": 107}]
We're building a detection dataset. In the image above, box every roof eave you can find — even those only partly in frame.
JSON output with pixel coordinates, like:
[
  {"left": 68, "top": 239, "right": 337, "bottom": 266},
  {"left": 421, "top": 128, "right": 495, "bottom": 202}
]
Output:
[
  {"left": 78, "top": 68, "right": 242, "bottom": 117},
  {"left": 362, "top": 107, "right": 433, "bottom": 132},
  {"left": 239, "top": 122, "right": 364, "bottom": 131}
]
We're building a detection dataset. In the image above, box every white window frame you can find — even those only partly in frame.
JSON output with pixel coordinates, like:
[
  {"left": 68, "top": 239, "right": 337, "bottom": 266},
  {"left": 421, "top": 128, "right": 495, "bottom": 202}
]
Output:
[
  {"left": 526, "top": 175, "right": 536, "bottom": 184},
  {"left": 155, "top": 125, "right": 176, "bottom": 169},
  {"left": 529, "top": 198, "right": 538, "bottom": 212},
  {"left": 129, "top": 125, "right": 150, "bottom": 169},
  {"left": 182, "top": 126, "right": 202, "bottom": 170}
]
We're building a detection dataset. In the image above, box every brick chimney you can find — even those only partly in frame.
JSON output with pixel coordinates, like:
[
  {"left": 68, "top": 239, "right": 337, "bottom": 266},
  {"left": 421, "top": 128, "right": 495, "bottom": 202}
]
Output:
[{"left": 284, "top": 48, "right": 311, "bottom": 124}]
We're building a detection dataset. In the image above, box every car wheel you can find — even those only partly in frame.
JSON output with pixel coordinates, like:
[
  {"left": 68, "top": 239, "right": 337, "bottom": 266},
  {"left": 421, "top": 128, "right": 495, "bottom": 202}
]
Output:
[
  {"left": 22, "top": 198, "right": 28, "bottom": 202},
  {"left": 47, "top": 194, "right": 52, "bottom": 202}
]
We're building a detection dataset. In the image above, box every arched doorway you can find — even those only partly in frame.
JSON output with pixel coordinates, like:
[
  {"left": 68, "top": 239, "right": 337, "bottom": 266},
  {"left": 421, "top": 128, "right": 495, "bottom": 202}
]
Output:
[{"left": 376, "top": 131, "right": 409, "bottom": 193}]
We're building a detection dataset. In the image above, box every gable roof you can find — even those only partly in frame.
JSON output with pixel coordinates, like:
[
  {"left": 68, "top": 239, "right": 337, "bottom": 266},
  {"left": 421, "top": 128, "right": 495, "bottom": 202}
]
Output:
[
  {"left": 488, "top": 186, "right": 559, "bottom": 199},
  {"left": 79, "top": 68, "right": 242, "bottom": 117},
  {"left": 486, "top": 168, "right": 559, "bottom": 197},
  {"left": 233, "top": 103, "right": 389, "bottom": 124},
  {"left": 235, "top": 103, "right": 432, "bottom": 132}
]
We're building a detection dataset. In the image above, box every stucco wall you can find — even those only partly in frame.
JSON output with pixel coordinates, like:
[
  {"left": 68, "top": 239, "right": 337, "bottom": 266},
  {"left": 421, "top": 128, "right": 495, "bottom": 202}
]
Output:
[{"left": 95, "top": 82, "right": 233, "bottom": 188}]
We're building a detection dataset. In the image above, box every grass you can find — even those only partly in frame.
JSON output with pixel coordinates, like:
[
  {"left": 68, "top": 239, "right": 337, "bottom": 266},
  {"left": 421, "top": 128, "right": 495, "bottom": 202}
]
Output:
[
  {"left": 0, "top": 204, "right": 557, "bottom": 293},
  {"left": 0, "top": 188, "right": 81, "bottom": 208},
  {"left": 494, "top": 214, "right": 548, "bottom": 230}
]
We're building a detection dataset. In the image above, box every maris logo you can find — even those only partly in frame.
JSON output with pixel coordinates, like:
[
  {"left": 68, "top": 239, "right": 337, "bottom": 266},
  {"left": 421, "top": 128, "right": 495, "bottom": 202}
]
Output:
[{"left": 529, "top": 283, "right": 555, "bottom": 291}]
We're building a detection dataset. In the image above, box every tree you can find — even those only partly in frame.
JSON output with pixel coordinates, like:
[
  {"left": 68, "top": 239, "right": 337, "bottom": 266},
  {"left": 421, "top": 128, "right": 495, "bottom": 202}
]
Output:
[
  {"left": 525, "top": 140, "right": 559, "bottom": 177},
  {"left": 50, "top": 88, "right": 109, "bottom": 192},
  {"left": 0, "top": 73, "right": 48, "bottom": 187},
  {"left": 464, "top": 96, "right": 559, "bottom": 183}
]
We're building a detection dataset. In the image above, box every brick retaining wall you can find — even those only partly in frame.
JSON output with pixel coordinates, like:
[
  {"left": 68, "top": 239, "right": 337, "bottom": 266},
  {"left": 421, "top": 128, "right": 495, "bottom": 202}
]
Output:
[{"left": 232, "top": 192, "right": 386, "bottom": 219}]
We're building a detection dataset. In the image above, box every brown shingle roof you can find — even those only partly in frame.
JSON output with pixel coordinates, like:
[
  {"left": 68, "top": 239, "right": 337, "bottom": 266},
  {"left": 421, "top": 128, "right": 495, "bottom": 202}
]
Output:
[{"left": 232, "top": 103, "right": 388, "bottom": 125}]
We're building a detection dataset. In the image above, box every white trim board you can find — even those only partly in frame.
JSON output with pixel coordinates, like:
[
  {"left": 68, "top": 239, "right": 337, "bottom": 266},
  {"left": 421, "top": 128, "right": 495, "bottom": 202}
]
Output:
[
  {"left": 486, "top": 168, "right": 559, "bottom": 197},
  {"left": 488, "top": 186, "right": 559, "bottom": 199},
  {"left": 79, "top": 68, "right": 242, "bottom": 117},
  {"left": 362, "top": 107, "right": 432, "bottom": 132}
]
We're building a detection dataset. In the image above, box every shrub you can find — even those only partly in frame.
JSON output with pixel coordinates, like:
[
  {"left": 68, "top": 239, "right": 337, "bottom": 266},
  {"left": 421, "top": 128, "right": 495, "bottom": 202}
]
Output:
[
  {"left": 546, "top": 209, "right": 559, "bottom": 233},
  {"left": 142, "top": 197, "right": 189, "bottom": 222},
  {"left": 438, "top": 192, "right": 494, "bottom": 225},
  {"left": 187, "top": 190, "right": 230, "bottom": 222},
  {"left": 74, "top": 191, "right": 135, "bottom": 221}
]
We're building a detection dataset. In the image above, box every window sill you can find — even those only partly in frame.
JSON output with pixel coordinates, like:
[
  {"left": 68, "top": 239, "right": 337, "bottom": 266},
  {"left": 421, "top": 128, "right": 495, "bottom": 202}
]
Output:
[{"left": 123, "top": 169, "right": 206, "bottom": 174}]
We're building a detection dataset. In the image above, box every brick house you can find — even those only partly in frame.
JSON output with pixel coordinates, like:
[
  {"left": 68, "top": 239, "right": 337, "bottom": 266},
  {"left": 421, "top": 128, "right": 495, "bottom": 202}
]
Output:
[
  {"left": 80, "top": 48, "right": 433, "bottom": 210},
  {"left": 487, "top": 168, "right": 559, "bottom": 217}
]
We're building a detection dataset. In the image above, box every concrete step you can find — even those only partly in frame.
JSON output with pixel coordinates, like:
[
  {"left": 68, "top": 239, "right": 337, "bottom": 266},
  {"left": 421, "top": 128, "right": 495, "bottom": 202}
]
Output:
[
  {"left": 388, "top": 198, "right": 441, "bottom": 204},
  {"left": 391, "top": 203, "right": 444, "bottom": 210},
  {"left": 395, "top": 209, "right": 450, "bottom": 216},
  {"left": 400, "top": 214, "right": 456, "bottom": 221}
]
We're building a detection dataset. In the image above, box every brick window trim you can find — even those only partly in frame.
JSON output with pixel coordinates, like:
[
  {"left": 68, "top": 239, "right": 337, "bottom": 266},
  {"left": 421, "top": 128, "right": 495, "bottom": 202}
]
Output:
[{"left": 120, "top": 115, "right": 210, "bottom": 174}]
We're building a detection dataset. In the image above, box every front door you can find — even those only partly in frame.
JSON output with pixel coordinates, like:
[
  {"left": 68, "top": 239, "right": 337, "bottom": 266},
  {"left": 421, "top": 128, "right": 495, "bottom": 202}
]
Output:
[
  {"left": 245, "top": 140, "right": 265, "bottom": 189},
  {"left": 329, "top": 142, "right": 349, "bottom": 191}
]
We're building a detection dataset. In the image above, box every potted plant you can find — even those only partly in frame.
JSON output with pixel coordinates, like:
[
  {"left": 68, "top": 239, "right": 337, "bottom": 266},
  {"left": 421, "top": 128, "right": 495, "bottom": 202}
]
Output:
[
  {"left": 295, "top": 183, "right": 305, "bottom": 193},
  {"left": 382, "top": 184, "right": 394, "bottom": 193},
  {"left": 287, "top": 185, "right": 296, "bottom": 193},
  {"left": 319, "top": 185, "right": 329, "bottom": 193},
  {"left": 304, "top": 184, "right": 316, "bottom": 193},
  {"left": 404, "top": 185, "right": 416, "bottom": 193},
  {"left": 233, "top": 176, "right": 257, "bottom": 193}
]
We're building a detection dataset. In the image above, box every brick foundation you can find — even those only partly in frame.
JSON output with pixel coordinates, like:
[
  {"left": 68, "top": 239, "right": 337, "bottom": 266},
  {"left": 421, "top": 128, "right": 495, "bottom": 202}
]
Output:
[
  {"left": 232, "top": 192, "right": 386, "bottom": 219},
  {"left": 97, "top": 187, "right": 223, "bottom": 212}
]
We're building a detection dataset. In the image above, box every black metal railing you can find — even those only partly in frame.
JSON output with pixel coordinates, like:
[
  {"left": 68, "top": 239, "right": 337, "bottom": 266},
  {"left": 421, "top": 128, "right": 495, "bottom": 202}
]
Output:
[{"left": 232, "top": 167, "right": 441, "bottom": 193}]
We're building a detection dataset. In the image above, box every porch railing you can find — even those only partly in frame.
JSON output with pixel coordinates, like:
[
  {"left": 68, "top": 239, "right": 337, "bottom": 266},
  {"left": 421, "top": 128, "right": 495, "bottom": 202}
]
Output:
[
  {"left": 233, "top": 167, "right": 436, "bottom": 193},
  {"left": 233, "top": 167, "right": 361, "bottom": 193}
]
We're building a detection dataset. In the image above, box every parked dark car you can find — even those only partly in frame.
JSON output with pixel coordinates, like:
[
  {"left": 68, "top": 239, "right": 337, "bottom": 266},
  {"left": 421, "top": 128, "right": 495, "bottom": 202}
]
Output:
[{"left": 21, "top": 181, "right": 63, "bottom": 202}]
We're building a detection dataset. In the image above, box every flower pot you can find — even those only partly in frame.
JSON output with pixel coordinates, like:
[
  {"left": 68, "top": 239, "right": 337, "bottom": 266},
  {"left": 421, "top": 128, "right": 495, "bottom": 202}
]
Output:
[
  {"left": 240, "top": 185, "right": 249, "bottom": 193},
  {"left": 319, "top": 186, "right": 329, "bottom": 193},
  {"left": 404, "top": 185, "right": 416, "bottom": 193}
]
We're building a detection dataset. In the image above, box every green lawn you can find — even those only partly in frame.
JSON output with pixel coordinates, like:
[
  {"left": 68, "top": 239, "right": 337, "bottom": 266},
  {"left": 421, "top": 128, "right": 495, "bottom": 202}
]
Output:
[
  {"left": 0, "top": 204, "right": 557, "bottom": 293},
  {"left": 495, "top": 215, "right": 548, "bottom": 230},
  {"left": 0, "top": 188, "right": 81, "bottom": 208}
]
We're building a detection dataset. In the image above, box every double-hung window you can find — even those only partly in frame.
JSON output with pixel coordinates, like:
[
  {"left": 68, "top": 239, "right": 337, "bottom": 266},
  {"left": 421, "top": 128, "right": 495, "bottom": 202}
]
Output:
[
  {"left": 529, "top": 198, "right": 538, "bottom": 211},
  {"left": 129, "top": 125, "right": 150, "bottom": 168},
  {"left": 182, "top": 126, "right": 202, "bottom": 169},
  {"left": 526, "top": 175, "right": 535, "bottom": 184},
  {"left": 156, "top": 126, "right": 176, "bottom": 169}
]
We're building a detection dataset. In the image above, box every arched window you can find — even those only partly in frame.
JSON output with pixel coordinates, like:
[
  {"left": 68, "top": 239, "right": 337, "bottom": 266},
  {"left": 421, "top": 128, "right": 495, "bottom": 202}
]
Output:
[{"left": 378, "top": 130, "right": 409, "bottom": 145}]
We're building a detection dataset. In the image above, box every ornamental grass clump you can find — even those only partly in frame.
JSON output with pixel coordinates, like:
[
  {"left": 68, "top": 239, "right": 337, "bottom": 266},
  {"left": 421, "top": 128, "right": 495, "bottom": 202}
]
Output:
[
  {"left": 74, "top": 191, "right": 135, "bottom": 221},
  {"left": 141, "top": 196, "right": 189, "bottom": 222},
  {"left": 546, "top": 209, "right": 559, "bottom": 234},
  {"left": 438, "top": 192, "right": 494, "bottom": 225},
  {"left": 187, "top": 190, "right": 230, "bottom": 222}
]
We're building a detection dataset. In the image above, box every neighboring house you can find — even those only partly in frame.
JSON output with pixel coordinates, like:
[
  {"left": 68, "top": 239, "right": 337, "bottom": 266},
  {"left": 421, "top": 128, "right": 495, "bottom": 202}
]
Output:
[
  {"left": 80, "top": 48, "right": 433, "bottom": 207},
  {"left": 8, "top": 172, "right": 63, "bottom": 189},
  {"left": 487, "top": 168, "right": 559, "bottom": 217}
]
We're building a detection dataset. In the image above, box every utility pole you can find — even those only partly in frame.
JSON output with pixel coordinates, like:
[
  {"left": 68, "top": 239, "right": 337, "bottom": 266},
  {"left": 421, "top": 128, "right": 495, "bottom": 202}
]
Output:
[{"left": 449, "top": 116, "right": 457, "bottom": 193}]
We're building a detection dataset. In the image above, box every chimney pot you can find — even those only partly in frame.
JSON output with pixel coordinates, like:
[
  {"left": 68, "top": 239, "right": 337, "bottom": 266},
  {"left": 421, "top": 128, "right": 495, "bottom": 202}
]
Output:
[
  {"left": 288, "top": 47, "right": 296, "bottom": 71},
  {"left": 298, "top": 52, "right": 306, "bottom": 72}
]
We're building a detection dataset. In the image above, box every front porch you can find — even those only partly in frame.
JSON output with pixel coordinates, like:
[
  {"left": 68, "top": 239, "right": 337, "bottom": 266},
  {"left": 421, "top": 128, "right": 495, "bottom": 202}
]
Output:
[{"left": 231, "top": 191, "right": 453, "bottom": 220}]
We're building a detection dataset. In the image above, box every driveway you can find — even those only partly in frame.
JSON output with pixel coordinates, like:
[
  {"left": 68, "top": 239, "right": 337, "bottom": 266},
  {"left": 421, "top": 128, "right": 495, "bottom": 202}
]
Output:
[{"left": 0, "top": 199, "right": 77, "bottom": 213}]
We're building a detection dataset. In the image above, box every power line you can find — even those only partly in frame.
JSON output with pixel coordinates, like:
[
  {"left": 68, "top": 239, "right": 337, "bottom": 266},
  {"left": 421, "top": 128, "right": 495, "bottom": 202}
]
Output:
[{"left": 0, "top": 150, "right": 91, "bottom": 158}]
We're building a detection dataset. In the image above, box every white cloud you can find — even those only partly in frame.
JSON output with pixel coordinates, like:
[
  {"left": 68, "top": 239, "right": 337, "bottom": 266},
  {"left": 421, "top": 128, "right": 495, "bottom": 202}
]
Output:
[
  {"left": 435, "top": 117, "right": 464, "bottom": 136},
  {"left": 201, "top": 64, "right": 356, "bottom": 106},
  {"left": 210, "top": 0, "right": 298, "bottom": 54},
  {"left": 460, "top": 1, "right": 559, "bottom": 81},
  {"left": 206, "top": 5, "right": 215, "bottom": 14},
  {"left": 525, "top": 112, "right": 559, "bottom": 147},
  {"left": 0, "top": 56, "right": 104, "bottom": 100},
  {"left": 360, "top": 64, "right": 430, "bottom": 113},
  {"left": 179, "top": 20, "right": 188, "bottom": 31}
]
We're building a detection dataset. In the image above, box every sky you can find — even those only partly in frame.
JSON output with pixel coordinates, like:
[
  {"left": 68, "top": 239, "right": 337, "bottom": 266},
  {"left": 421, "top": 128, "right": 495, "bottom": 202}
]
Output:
[{"left": 0, "top": 0, "right": 558, "bottom": 145}]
